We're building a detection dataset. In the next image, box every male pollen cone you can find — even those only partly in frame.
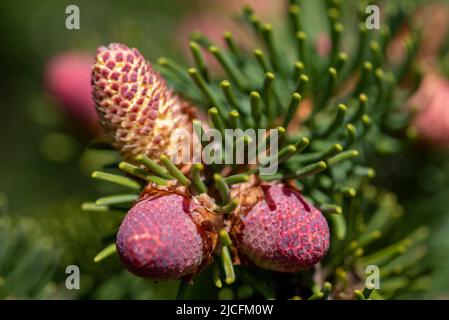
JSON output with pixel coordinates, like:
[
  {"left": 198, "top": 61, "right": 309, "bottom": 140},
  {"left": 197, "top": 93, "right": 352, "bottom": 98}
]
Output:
[
  {"left": 231, "top": 183, "right": 330, "bottom": 272},
  {"left": 92, "top": 43, "right": 194, "bottom": 163}
]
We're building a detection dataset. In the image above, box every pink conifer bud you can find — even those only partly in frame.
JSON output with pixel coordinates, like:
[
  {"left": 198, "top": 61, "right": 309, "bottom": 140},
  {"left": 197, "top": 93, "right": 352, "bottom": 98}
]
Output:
[{"left": 410, "top": 73, "right": 449, "bottom": 148}]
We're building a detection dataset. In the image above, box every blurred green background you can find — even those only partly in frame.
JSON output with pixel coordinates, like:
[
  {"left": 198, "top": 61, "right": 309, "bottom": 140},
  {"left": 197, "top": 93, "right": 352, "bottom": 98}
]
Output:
[{"left": 0, "top": 0, "right": 449, "bottom": 299}]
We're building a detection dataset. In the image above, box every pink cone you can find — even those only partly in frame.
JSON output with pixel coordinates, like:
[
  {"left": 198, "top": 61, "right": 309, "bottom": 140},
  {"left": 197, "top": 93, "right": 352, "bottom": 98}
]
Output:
[
  {"left": 176, "top": 0, "right": 282, "bottom": 73},
  {"left": 410, "top": 73, "right": 449, "bottom": 147},
  {"left": 44, "top": 52, "right": 99, "bottom": 135},
  {"left": 315, "top": 33, "right": 332, "bottom": 58}
]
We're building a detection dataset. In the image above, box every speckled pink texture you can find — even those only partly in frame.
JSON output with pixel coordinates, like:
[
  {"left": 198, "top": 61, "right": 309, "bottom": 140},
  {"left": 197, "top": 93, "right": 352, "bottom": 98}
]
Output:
[
  {"left": 92, "top": 43, "right": 191, "bottom": 161},
  {"left": 116, "top": 193, "right": 204, "bottom": 280},
  {"left": 234, "top": 184, "right": 330, "bottom": 272}
]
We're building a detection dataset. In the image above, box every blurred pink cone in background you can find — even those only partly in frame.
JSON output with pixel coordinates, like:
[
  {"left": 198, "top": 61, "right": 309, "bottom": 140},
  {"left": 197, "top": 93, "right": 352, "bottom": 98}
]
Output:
[
  {"left": 410, "top": 73, "right": 449, "bottom": 148},
  {"left": 176, "top": 13, "right": 254, "bottom": 74},
  {"left": 315, "top": 33, "right": 332, "bottom": 57},
  {"left": 44, "top": 52, "right": 100, "bottom": 136},
  {"left": 191, "top": 0, "right": 283, "bottom": 19},
  {"left": 388, "top": 4, "right": 449, "bottom": 69},
  {"left": 177, "top": 12, "right": 254, "bottom": 49},
  {"left": 176, "top": 0, "right": 282, "bottom": 73},
  {"left": 414, "top": 4, "right": 449, "bottom": 68},
  {"left": 219, "top": 0, "right": 283, "bottom": 18}
]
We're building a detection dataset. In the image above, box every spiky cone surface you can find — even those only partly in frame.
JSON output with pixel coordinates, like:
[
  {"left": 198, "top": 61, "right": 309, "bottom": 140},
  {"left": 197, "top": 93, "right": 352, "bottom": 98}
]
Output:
[
  {"left": 116, "top": 183, "right": 221, "bottom": 280},
  {"left": 230, "top": 180, "right": 330, "bottom": 272},
  {"left": 92, "top": 43, "right": 195, "bottom": 165}
]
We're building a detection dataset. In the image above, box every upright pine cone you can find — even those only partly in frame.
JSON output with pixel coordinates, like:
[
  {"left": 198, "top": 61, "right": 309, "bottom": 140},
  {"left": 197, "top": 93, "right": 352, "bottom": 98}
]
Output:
[{"left": 92, "top": 43, "right": 194, "bottom": 162}]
